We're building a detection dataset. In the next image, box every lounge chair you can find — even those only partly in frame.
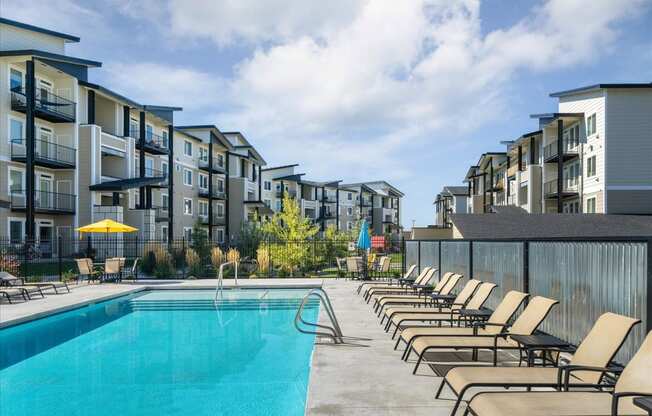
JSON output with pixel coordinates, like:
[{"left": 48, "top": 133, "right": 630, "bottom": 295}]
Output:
[
  {"left": 0, "top": 287, "right": 28, "bottom": 303},
  {"left": 375, "top": 256, "right": 391, "bottom": 279},
  {"left": 394, "top": 289, "right": 527, "bottom": 354},
  {"left": 369, "top": 270, "right": 449, "bottom": 305},
  {"left": 76, "top": 258, "right": 101, "bottom": 283},
  {"left": 373, "top": 272, "right": 461, "bottom": 315},
  {"left": 464, "top": 329, "right": 652, "bottom": 416},
  {"left": 364, "top": 267, "right": 434, "bottom": 301},
  {"left": 357, "top": 264, "right": 417, "bottom": 294},
  {"left": 0, "top": 273, "right": 45, "bottom": 300},
  {"left": 408, "top": 295, "right": 558, "bottom": 373},
  {"left": 0, "top": 271, "right": 70, "bottom": 294},
  {"left": 384, "top": 281, "right": 497, "bottom": 337},
  {"left": 440, "top": 312, "right": 640, "bottom": 416}
]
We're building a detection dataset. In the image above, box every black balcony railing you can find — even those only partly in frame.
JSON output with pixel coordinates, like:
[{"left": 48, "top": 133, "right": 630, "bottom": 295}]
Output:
[
  {"left": 10, "top": 190, "right": 76, "bottom": 214},
  {"left": 131, "top": 129, "right": 169, "bottom": 154},
  {"left": 544, "top": 179, "right": 579, "bottom": 198},
  {"left": 11, "top": 87, "right": 76, "bottom": 122},
  {"left": 360, "top": 197, "right": 373, "bottom": 207},
  {"left": 543, "top": 140, "right": 580, "bottom": 162},
  {"left": 276, "top": 190, "right": 297, "bottom": 198},
  {"left": 143, "top": 167, "right": 167, "bottom": 179},
  {"left": 152, "top": 206, "right": 169, "bottom": 221},
  {"left": 199, "top": 214, "right": 226, "bottom": 226},
  {"left": 323, "top": 195, "right": 337, "bottom": 203},
  {"left": 10, "top": 138, "right": 76, "bottom": 168},
  {"left": 198, "top": 185, "right": 226, "bottom": 199},
  {"left": 198, "top": 159, "right": 226, "bottom": 173}
]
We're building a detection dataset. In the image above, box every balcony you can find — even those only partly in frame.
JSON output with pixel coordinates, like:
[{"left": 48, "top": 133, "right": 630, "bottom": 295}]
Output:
[
  {"left": 360, "top": 197, "right": 373, "bottom": 207},
  {"left": 198, "top": 184, "right": 227, "bottom": 200},
  {"left": 10, "top": 138, "right": 76, "bottom": 169},
  {"left": 544, "top": 179, "right": 579, "bottom": 199},
  {"left": 383, "top": 215, "right": 397, "bottom": 224},
  {"left": 199, "top": 214, "right": 226, "bottom": 226},
  {"left": 153, "top": 206, "right": 168, "bottom": 222},
  {"left": 131, "top": 129, "right": 169, "bottom": 155},
  {"left": 276, "top": 189, "right": 297, "bottom": 198},
  {"left": 486, "top": 180, "right": 504, "bottom": 193},
  {"left": 10, "top": 190, "right": 76, "bottom": 214},
  {"left": 323, "top": 195, "right": 337, "bottom": 204},
  {"left": 318, "top": 210, "right": 336, "bottom": 220},
  {"left": 543, "top": 140, "right": 580, "bottom": 163},
  {"left": 11, "top": 87, "right": 76, "bottom": 123},
  {"left": 198, "top": 159, "right": 227, "bottom": 174}
]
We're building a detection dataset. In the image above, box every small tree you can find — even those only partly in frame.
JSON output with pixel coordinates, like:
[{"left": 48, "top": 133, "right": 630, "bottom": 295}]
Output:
[
  {"left": 262, "top": 192, "right": 319, "bottom": 276},
  {"left": 190, "top": 221, "right": 211, "bottom": 262}
]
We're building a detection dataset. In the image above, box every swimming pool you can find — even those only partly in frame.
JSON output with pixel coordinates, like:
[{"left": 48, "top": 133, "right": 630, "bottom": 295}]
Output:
[{"left": 0, "top": 289, "right": 319, "bottom": 416}]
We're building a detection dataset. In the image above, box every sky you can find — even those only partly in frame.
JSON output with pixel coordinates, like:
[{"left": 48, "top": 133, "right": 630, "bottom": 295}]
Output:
[{"left": 2, "top": 0, "right": 651, "bottom": 228}]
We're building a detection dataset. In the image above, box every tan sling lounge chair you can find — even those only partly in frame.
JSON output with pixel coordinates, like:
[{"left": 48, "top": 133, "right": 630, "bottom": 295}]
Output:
[
  {"left": 408, "top": 296, "right": 558, "bottom": 373},
  {"left": 381, "top": 278, "right": 482, "bottom": 329},
  {"left": 385, "top": 281, "right": 497, "bottom": 338},
  {"left": 357, "top": 264, "right": 417, "bottom": 295},
  {"left": 0, "top": 287, "right": 28, "bottom": 303},
  {"left": 365, "top": 267, "right": 433, "bottom": 301},
  {"left": 396, "top": 290, "right": 528, "bottom": 355},
  {"left": 373, "top": 272, "right": 461, "bottom": 315},
  {"left": 465, "top": 329, "right": 652, "bottom": 416},
  {"left": 0, "top": 271, "right": 70, "bottom": 294},
  {"left": 441, "top": 312, "right": 640, "bottom": 416}
]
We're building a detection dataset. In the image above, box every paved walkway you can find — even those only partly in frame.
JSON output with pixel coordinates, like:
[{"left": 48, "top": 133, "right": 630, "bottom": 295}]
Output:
[{"left": 306, "top": 280, "right": 459, "bottom": 416}]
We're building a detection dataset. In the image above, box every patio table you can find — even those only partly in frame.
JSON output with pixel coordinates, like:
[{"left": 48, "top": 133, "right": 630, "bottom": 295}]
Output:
[{"left": 511, "top": 334, "right": 574, "bottom": 367}]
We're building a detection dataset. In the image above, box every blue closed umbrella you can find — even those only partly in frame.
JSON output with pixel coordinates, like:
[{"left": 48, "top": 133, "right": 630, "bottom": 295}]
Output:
[{"left": 357, "top": 219, "right": 371, "bottom": 280}]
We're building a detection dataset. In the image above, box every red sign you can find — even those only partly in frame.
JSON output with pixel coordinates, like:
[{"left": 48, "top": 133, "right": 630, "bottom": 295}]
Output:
[{"left": 371, "top": 236, "right": 385, "bottom": 249}]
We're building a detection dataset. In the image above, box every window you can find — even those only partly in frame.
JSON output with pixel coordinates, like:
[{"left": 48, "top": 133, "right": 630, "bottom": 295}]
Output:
[
  {"left": 10, "top": 68, "right": 23, "bottom": 91},
  {"left": 161, "top": 226, "right": 168, "bottom": 242},
  {"left": 586, "top": 114, "right": 597, "bottom": 136},
  {"left": 183, "top": 198, "right": 193, "bottom": 215},
  {"left": 199, "top": 200, "right": 208, "bottom": 217},
  {"left": 586, "top": 197, "right": 596, "bottom": 213},
  {"left": 183, "top": 169, "right": 193, "bottom": 186},
  {"left": 275, "top": 200, "right": 282, "bottom": 211},
  {"left": 347, "top": 207, "right": 352, "bottom": 215},
  {"left": 216, "top": 229, "right": 224, "bottom": 243},
  {"left": 217, "top": 179, "right": 225, "bottom": 193},
  {"left": 9, "top": 219, "right": 24, "bottom": 242},
  {"left": 587, "top": 156, "right": 596, "bottom": 177},
  {"left": 199, "top": 174, "right": 208, "bottom": 190},
  {"left": 161, "top": 130, "right": 169, "bottom": 148},
  {"left": 184, "top": 140, "right": 192, "bottom": 157},
  {"left": 347, "top": 192, "right": 352, "bottom": 200},
  {"left": 347, "top": 221, "right": 353, "bottom": 231},
  {"left": 130, "top": 119, "right": 139, "bottom": 138},
  {"left": 199, "top": 147, "right": 208, "bottom": 162},
  {"left": 9, "top": 168, "right": 24, "bottom": 194},
  {"left": 217, "top": 203, "right": 224, "bottom": 217},
  {"left": 252, "top": 165, "right": 257, "bottom": 181},
  {"left": 145, "top": 124, "right": 153, "bottom": 141},
  {"left": 161, "top": 194, "right": 168, "bottom": 208},
  {"left": 144, "top": 157, "right": 153, "bottom": 177},
  {"left": 183, "top": 227, "right": 192, "bottom": 241},
  {"left": 264, "top": 199, "right": 271, "bottom": 208},
  {"left": 240, "top": 159, "right": 246, "bottom": 177},
  {"left": 161, "top": 162, "right": 168, "bottom": 178},
  {"left": 9, "top": 118, "right": 24, "bottom": 144},
  {"left": 217, "top": 154, "right": 225, "bottom": 167},
  {"left": 264, "top": 181, "right": 272, "bottom": 191}
]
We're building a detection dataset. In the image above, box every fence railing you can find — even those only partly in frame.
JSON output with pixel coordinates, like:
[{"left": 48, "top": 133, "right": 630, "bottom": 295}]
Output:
[{"left": 404, "top": 238, "right": 650, "bottom": 363}]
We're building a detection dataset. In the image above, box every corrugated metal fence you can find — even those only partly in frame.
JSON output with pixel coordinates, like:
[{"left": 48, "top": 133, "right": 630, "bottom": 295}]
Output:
[{"left": 405, "top": 238, "right": 649, "bottom": 363}]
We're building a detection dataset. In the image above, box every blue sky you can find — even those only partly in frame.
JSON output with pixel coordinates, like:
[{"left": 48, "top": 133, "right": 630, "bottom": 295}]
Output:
[{"left": 2, "top": 0, "right": 651, "bottom": 227}]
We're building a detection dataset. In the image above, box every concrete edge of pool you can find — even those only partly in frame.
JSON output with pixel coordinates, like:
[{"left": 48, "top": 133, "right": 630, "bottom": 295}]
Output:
[{"left": 0, "top": 278, "right": 323, "bottom": 328}]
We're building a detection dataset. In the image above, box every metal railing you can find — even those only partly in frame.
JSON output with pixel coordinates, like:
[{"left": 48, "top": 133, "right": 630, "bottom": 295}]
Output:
[
  {"left": 294, "top": 288, "right": 344, "bottom": 343},
  {"left": 11, "top": 87, "right": 76, "bottom": 121},
  {"left": 198, "top": 184, "right": 226, "bottom": 199},
  {"left": 199, "top": 159, "right": 226, "bottom": 172},
  {"left": 199, "top": 214, "right": 226, "bottom": 226},
  {"left": 131, "top": 129, "right": 168, "bottom": 151},
  {"left": 543, "top": 179, "right": 578, "bottom": 196},
  {"left": 215, "top": 261, "right": 238, "bottom": 300},
  {"left": 543, "top": 140, "right": 580, "bottom": 161},
  {"left": 10, "top": 138, "right": 76, "bottom": 167},
  {"left": 10, "top": 189, "right": 76, "bottom": 213}
]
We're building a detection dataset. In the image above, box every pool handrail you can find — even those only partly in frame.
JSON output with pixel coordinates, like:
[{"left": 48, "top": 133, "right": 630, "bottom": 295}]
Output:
[
  {"left": 215, "top": 261, "right": 238, "bottom": 301},
  {"left": 294, "top": 288, "right": 344, "bottom": 343}
]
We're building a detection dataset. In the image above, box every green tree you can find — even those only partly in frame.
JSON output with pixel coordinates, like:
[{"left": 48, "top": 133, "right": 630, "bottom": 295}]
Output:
[
  {"left": 189, "top": 221, "right": 210, "bottom": 275},
  {"left": 262, "top": 192, "right": 319, "bottom": 276}
]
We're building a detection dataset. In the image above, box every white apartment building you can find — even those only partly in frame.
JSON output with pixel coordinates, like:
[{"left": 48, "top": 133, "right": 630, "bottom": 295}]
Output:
[{"left": 433, "top": 186, "right": 468, "bottom": 226}]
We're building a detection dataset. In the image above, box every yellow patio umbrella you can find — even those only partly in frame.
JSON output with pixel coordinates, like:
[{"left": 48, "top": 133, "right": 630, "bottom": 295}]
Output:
[{"left": 76, "top": 219, "right": 138, "bottom": 234}]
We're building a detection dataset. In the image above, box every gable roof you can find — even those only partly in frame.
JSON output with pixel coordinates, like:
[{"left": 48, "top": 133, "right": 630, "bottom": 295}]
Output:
[
  {"left": 550, "top": 83, "right": 652, "bottom": 98},
  {"left": 443, "top": 186, "right": 469, "bottom": 196},
  {"left": 0, "top": 17, "right": 80, "bottom": 42}
]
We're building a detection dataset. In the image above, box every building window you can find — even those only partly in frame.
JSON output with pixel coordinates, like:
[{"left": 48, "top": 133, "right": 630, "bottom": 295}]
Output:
[
  {"left": 161, "top": 130, "right": 169, "bottom": 148},
  {"left": 183, "top": 169, "right": 193, "bottom": 186},
  {"left": 161, "top": 226, "right": 168, "bottom": 242},
  {"left": 183, "top": 227, "right": 192, "bottom": 241},
  {"left": 264, "top": 181, "right": 272, "bottom": 191},
  {"left": 275, "top": 200, "right": 282, "bottom": 211},
  {"left": 9, "top": 118, "right": 24, "bottom": 144},
  {"left": 9, "top": 219, "right": 24, "bottom": 243},
  {"left": 252, "top": 165, "right": 257, "bottom": 181},
  {"left": 183, "top": 198, "right": 193, "bottom": 215},
  {"left": 240, "top": 159, "right": 247, "bottom": 177},
  {"left": 161, "top": 161, "right": 168, "bottom": 178},
  {"left": 216, "top": 229, "right": 224, "bottom": 243},
  {"left": 161, "top": 194, "right": 168, "bottom": 208},
  {"left": 10, "top": 68, "right": 23, "bottom": 91},
  {"left": 199, "top": 147, "right": 208, "bottom": 162},
  {"left": 184, "top": 140, "right": 192, "bottom": 157},
  {"left": 199, "top": 174, "right": 208, "bottom": 190},
  {"left": 586, "top": 114, "right": 597, "bottom": 137},
  {"left": 217, "top": 179, "right": 224, "bottom": 193},
  {"left": 217, "top": 154, "right": 224, "bottom": 167},
  {"left": 217, "top": 203, "right": 224, "bottom": 217},
  {"left": 145, "top": 124, "right": 153, "bottom": 141},
  {"left": 264, "top": 199, "right": 271, "bottom": 208},
  {"left": 587, "top": 155, "right": 596, "bottom": 177},
  {"left": 199, "top": 200, "right": 208, "bottom": 217},
  {"left": 9, "top": 168, "right": 24, "bottom": 194},
  {"left": 347, "top": 192, "right": 352, "bottom": 200},
  {"left": 347, "top": 221, "right": 353, "bottom": 231},
  {"left": 586, "top": 197, "right": 596, "bottom": 213},
  {"left": 347, "top": 207, "right": 352, "bottom": 215}
]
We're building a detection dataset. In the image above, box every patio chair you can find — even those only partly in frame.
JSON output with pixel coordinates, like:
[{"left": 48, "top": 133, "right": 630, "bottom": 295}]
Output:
[
  {"left": 76, "top": 258, "right": 101, "bottom": 283},
  {"left": 122, "top": 258, "right": 140, "bottom": 282},
  {"left": 373, "top": 272, "right": 462, "bottom": 315},
  {"left": 0, "top": 273, "right": 45, "bottom": 300},
  {"left": 0, "top": 271, "right": 70, "bottom": 294},
  {"left": 346, "top": 257, "right": 363, "bottom": 279},
  {"left": 101, "top": 258, "right": 122, "bottom": 283},
  {"left": 357, "top": 264, "right": 417, "bottom": 294},
  {"left": 409, "top": 296, "right": 558, "bottom": 373},
  {"left": 397, "top": 290, "right": 529, "bottom": 356},
  {"left": 364, "top": 267, "right": 434, "bottom": 301},
  {"left": 0, "top": 287, "right": 29, "bottom": 303},
  {"left": 464, "top": 329, "right": 652, "bottom": 416},
  {"left": 383, "top": 280, "right": 495, "bottom": 335},
  {"left": 376, "top": 256, "right": 392, "bottom": 280},
  {"left": 440, "top": 312, "right": 640, "bottom": 416}
]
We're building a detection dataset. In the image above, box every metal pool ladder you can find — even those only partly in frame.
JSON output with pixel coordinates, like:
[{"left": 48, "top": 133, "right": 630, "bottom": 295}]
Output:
[
  {"left": 294, "top": 288, "right": 344, "bottom": 344},
  {"left": 214, "top": 261, "right": 238, "bottom": 301}
]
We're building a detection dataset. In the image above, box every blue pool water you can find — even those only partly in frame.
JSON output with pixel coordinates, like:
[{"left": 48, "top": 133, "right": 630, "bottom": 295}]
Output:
[{"left": 0, "top": 289, "right": 318, "bottom": 416}]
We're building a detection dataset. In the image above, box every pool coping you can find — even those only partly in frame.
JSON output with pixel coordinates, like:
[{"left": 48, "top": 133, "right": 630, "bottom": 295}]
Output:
[{"left": 0, "top": 279, "right": 323, "bottom": 329}]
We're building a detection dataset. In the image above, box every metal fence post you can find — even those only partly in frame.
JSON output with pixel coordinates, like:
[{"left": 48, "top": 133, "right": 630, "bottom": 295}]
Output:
[
  {"left": 417, "top": 240, "right": 421, "bottom": 272},
  {"left": 401, "top": 237, "right": 406, "bottom": 276},
  {"left": 58, "top": 235, "right": 63, "bottom": 281},
  {"left": 646, "top": 239, "right": 652, "bottom": 332},
  {"left": 438, "top": 241, "right": 442, "bottom": 280},
  {"left": 523, "top": 240, "right": 530, "bottom": 305},
  {"left": 268, "top": 238, "right": 273, "bottom": 278},
  {"left": 468, "top": 240, "right": 473, "bottom": 279},
  {"left": 182, "top": 236, "right": 186, "bottom": 279}
]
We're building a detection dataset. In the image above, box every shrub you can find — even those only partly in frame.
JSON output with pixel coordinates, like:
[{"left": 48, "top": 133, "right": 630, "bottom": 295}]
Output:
[
  {"left": 210, "top": 247, "right": 224, "bottom": 270},
  {"left": 256, "top": 247, "right": 270, "bottom": 275},
  {"left": 185, "top": 248, "right": 202, "bottom": 277},
  {"left": 140, "top": 250, "right": 156, "bottom": 274},
  {"left": 226, "top": 248, "right": 240, "bottom": 265},
  {"left": 153, "top": 247, "right": 174, "bottom": 278}
]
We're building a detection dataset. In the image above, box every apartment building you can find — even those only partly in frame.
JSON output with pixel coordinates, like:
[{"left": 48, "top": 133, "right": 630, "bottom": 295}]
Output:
[
  {"left": 342, "top": 181, "right": 403, "bottom": 238},
  {"left": 462, "top": 83, "right": 652, "bottom": 215},
  {"left": 433, "top": 186, "right": 468, "bottom": 226}
]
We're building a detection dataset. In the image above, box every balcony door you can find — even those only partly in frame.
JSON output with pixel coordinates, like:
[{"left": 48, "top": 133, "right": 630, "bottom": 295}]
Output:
[
  {"left": 38, "top": 127, "right": 54, "bottom": 160},
  {"left": 57, "top": 180, "right": 72, "bottom": 211},
  {"left": 37, "top": 174, "right": 54, "bottom": 210},
  {"left": 37, "top": 78, "right": 54, "bottom": 111},
  {"left": 37, "top": 221, "right": 54, "bottom": 258}
]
